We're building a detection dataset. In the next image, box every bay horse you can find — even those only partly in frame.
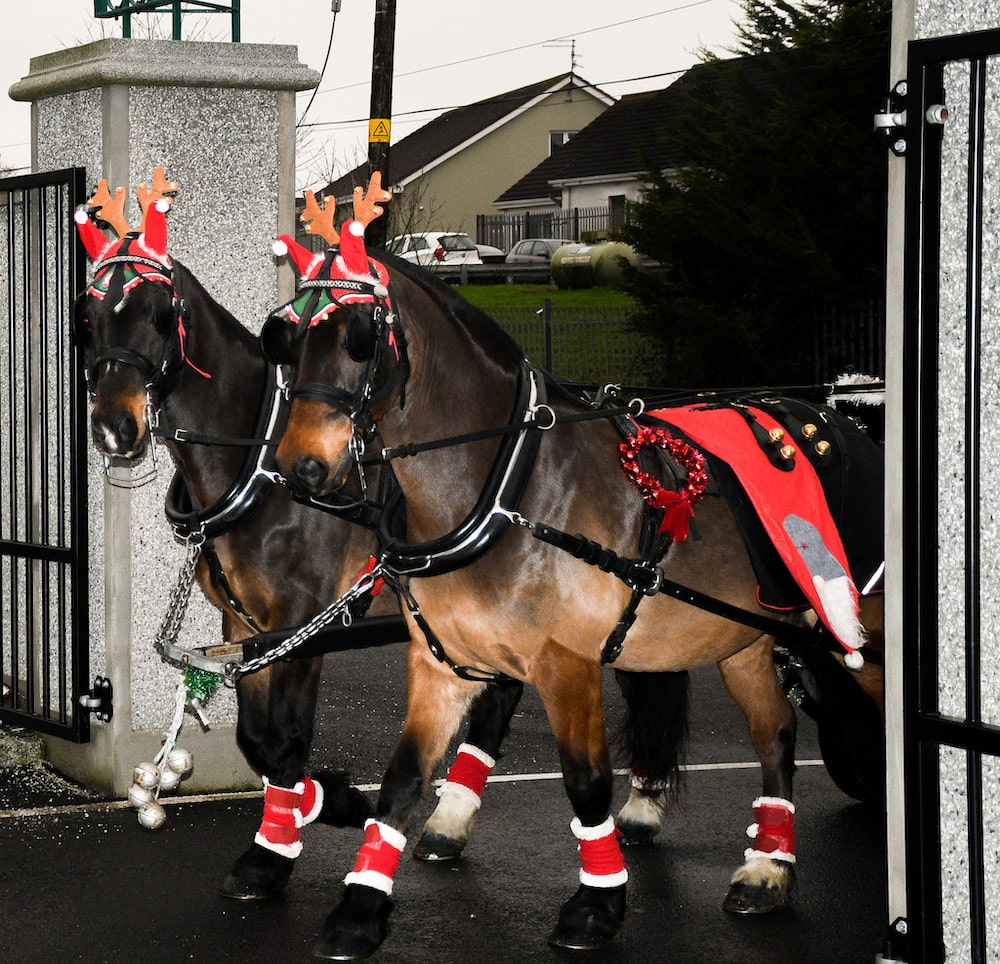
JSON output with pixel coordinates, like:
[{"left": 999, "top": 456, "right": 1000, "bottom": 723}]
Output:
[
  {"left": 70, "top": 171, "right": 526, "bottom": 900},
  {"left": 268, "top": 233, "right": 884, "bottom": 957}
]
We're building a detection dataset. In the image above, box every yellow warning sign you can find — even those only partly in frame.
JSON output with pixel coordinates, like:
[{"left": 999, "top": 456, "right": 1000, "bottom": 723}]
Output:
[{"left": 369, "top": 118, "right": 391, "bottom": 143}]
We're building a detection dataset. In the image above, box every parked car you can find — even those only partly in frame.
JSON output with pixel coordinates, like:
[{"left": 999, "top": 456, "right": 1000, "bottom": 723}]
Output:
[
  {"left": 475, "top": 242, "right": 507, "bottom": 264},
  {"left": 387, "top": 232, "right": 483, "bottom": 267},
  {"left": 504, "top": 238, "right": 576, "bottom": 265}
]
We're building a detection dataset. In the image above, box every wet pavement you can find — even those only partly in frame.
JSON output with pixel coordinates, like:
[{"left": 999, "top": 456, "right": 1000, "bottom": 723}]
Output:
[{"left": 0, "top": 650, "right": 888, "bottom": 964}]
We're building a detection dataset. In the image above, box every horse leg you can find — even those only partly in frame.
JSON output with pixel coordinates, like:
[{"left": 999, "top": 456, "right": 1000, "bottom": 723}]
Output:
[
  {"left": 221, "top": 655, "right": 371, "bottom": 900},
  {"left": 413, "top": 677, "right": 524, "bottom": 860},
  {"left": 717, "top": 637, "right": 798, "bottom": 915},
  {"left": 533, "top": 649, "right": 627, "bottom": 951},
  {"left": 314, "top": 644, "right": 481, "bottom": 960},
  {"left": 612, "top": 669, "right": 690, "bottom": 845}
]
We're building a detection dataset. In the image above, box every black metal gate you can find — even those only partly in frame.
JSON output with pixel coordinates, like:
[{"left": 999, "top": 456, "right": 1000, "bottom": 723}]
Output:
[
  {"left": 0, "top": 168, "right": 91, "bottom": 741},
  {"left": 902, "top": 29, "right": 1000, "bottom": 964}
]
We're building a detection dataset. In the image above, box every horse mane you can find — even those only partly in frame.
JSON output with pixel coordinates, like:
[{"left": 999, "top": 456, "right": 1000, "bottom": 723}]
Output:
[
  {"left": 376, "top": 250, "right": 525, "bottom": 371},
  {"left": 171, "top": 259, "right": 253, "bottom": 341}
]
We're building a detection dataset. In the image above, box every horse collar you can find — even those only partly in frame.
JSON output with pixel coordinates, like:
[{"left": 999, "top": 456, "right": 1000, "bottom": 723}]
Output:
[
  {"left": 375, "top": 361, "right": 545, "bottom": 577},
  {"left": 163, "top": 363, "right": 287, "bottom": 540}
]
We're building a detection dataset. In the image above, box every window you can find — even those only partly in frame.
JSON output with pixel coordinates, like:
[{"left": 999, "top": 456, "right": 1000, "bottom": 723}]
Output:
[{"left": 549, "top": 130, "right": 578, "bottom": 154}]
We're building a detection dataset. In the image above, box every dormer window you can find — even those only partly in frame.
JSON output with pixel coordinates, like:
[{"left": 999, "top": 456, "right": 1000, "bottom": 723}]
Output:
[{"left": 550, "top": 130, "right": 578, "bottom": 154}]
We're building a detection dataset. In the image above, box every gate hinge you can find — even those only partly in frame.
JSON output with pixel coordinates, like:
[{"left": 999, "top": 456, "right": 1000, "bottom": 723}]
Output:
[
  {"left": 875, "top": 81, "right": 909, "bottom": 156},
  {"left": 875, "top": 916, "right": 909, "bottom": 963},
  {"left": 79, "top": 676, "right": 113, "bottom": 723}
]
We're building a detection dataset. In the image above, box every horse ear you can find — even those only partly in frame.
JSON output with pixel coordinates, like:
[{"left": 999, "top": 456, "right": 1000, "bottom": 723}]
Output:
[{"left": 261, "top": 313, "right": 295, "bottom": 366}]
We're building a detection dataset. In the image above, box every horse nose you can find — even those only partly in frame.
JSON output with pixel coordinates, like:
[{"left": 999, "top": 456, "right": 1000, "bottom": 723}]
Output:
[
  {"left": 292, "top": 455, "right": 330, "bottom": 493},
  {"left": 91, "top": 411, "right": 140, "bottom": 455}
]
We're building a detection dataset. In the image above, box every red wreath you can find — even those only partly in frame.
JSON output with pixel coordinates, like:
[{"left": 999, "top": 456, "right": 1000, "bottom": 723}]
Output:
[{"left": 619, "top": 427, "right": 708, "bottom": 541}]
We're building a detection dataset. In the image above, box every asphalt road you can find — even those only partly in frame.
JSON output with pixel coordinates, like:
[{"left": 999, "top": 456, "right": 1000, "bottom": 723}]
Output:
[{"left": 0, "top": 646, "right": 888, "bottom": 964}]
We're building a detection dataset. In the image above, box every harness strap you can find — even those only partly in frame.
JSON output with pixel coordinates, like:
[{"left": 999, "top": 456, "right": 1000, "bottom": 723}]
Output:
[{"left": 528, "top": 520, "right": 828, "bottom": 655}]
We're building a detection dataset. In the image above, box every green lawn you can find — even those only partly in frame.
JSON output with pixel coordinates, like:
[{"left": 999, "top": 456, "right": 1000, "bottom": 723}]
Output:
[{"left": 456, "top": 283, "right": 636, "bottom": 311}]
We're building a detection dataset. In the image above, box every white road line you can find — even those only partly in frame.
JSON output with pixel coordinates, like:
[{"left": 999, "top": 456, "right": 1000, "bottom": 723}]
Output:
[{"left": 0, "top": 760, "right": 825, "bottom": 821}]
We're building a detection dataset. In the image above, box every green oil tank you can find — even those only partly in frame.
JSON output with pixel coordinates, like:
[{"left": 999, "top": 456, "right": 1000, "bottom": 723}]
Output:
[{"left": 551, "top": 242, "right": 638, "bottom": 289}]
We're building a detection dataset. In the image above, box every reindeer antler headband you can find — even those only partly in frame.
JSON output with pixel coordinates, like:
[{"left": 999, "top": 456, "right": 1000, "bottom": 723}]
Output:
[
  {"left": 75, "top": 166, "right": 180, "bottom": 264},
  {"left": 274, "top": 172, "right": 393, "bottom": 280}
]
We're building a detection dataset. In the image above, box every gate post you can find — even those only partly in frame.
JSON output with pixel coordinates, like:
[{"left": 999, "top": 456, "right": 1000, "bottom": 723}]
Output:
[{"left": 9, "top": 39, "right": 318, "bottom": 796}]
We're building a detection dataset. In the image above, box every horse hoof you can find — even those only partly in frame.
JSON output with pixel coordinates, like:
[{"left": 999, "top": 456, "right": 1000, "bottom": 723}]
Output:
[
  {"left": 412, "top": 830, "right": 466, "bottom": 861},
  {"left": 616, "top": 821, "right": 658, "bottom": 847},
  {"left": 547, "top": 883, "right": 626, "bottom": 950},
  {"left": 220, "top": 843, "right": 294, "bottom": 900},
  {"left": 313, "top": 771, "right": 373, "bottom": 828},
  {"left": 312, "top": 884, "right": 393, "bottom": 961},
  {"left": 723, "top": 867, "right": 794, "bottom": 915}
]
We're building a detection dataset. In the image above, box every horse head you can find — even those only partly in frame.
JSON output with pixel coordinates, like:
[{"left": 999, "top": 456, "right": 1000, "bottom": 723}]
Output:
[
  {"left": 73, "top": 167, "right": 185, "bottom": 461},
  {"left": 266, "top": 175, "right": 404, "bottom": 498}
]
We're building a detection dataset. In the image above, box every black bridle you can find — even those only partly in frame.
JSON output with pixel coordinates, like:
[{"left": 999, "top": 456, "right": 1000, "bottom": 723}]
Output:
[{"left": 78, "top": 246, "right": 190, "bottom": 401}]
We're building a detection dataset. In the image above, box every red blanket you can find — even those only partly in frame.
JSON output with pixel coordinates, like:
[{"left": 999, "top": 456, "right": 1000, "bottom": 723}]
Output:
[{"left": 646, "top": 404, "right": 865, "bottom": 662}]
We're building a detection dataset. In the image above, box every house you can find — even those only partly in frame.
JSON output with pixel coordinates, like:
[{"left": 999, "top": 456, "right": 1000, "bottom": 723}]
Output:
[
  {"left": 488, "top": 52, "right": 768, "bottom": 244},
  {"left": 317, "top": 73, "right": 613, "bottom": 244},
  {"left": 490, "top": 57, "right": 743, "bottom": 240}
]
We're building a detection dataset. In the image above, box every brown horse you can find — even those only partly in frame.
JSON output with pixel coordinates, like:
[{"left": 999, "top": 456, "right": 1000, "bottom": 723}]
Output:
[
  {"left": 268, "top": 241, "right": 884, "bottom": 958},
  {"left": 71, "top": 173, "right": 526, "bottom": 901}
]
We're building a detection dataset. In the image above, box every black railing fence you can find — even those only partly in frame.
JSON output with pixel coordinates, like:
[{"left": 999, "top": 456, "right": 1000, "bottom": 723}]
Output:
[
  {"left": 477, "top": 207, "right": 615, "bottom": 251},
  {"left": 0, "top": 168, "right": 91, "bottom": 741},
  {"left": 492, "top": 298, "right": 883, "bottom": 391}
]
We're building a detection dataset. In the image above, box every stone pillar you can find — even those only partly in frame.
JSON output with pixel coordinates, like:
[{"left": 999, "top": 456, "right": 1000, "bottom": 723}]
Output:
[
  {"left": 887, "top": 3, "right": 1000, "bottom": 959},
  {"left": 9, "top": 39, "right": 318, "bottom": 796}
]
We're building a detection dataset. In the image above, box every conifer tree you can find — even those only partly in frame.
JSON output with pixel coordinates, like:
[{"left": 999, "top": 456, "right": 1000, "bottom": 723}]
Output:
[{"left": 622, "top": 0, "right": 891, "bottom": 387}]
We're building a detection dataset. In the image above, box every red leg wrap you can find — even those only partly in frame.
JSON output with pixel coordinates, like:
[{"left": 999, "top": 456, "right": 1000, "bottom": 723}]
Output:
[
  {"left": 344, "top": 819, "right": 406, "bottom": 895},
  {"left": 255, "top": 778, "right": 305, "bottom": 858},
  {"left": 441, "top": 743, "right": 494, "bottom": 803},
  {"left": 745, "top": 796, "right": 796, "bottom": 863},
  {"left": 571, "top": 816, "right": 628, "bottom": 888}
]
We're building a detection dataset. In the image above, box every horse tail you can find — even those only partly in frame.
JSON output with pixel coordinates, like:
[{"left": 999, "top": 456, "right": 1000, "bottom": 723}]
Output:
[
  {"left": 797, "top": 645, "right": 885, "bottom": 804},
  {"left": 613, "top": 669, "right": 690, "bottom": 794}
]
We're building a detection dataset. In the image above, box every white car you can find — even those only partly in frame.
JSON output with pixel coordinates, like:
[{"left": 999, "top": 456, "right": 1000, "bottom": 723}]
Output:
[{"left": 387, "top": 232, "right": 484, "bottom": 267}]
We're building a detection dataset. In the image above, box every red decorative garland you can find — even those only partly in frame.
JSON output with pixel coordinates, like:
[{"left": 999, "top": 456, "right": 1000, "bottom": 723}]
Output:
[{"left": 619, "top": 427, "right": 708, "bottom": 541}]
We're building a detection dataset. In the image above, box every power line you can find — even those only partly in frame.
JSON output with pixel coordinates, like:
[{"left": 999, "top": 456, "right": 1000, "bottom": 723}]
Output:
[{"left": 310, "top": 0, "right": 716, "bottom": 99}]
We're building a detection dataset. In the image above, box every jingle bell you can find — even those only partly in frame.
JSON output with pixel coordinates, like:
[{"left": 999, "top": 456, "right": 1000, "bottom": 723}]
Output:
[
  {"left": 815, "top": 440, "right": 832, "bottom": 456},
  {"left": 157, "top": 767, "right": 182, "bottom": 792},
  {"left": 133, "top": 762, "right": 160, "bottom": 789},
  {"left": 779, "top": 445, "right": 797, "bottom": 461},
  {"left": 137, "top": 800, "right": 167, "bottom": 830},
  {"left": 128, "top": 782, "right": 155, "bottom": 809},
  {"left": 801, "top": 423, "right": 818, "bottom": 439},
  {"left": 166, "top": 746, "right": 193, "bottom": 776},
  {"left": 768, "top": 427, "right": 785, "bottom": 444}
]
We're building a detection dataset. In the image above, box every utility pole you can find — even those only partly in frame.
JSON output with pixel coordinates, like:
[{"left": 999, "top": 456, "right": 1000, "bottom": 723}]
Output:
[{"left": 367, "top": 0, "right": 396, "bottom": 250}]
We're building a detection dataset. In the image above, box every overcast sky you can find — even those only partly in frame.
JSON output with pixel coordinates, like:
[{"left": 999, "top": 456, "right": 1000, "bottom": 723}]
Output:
[{"left": 2, "top": 0, "right": 743, "bottom": 189}]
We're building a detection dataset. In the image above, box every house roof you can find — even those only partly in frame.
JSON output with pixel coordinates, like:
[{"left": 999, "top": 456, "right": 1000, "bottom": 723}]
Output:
[
  {"left": 321, "top": 73, "right": 613, "bottom": 202},
  {"left": 493, "top": 56, "right": 750, "bottom": 206}
]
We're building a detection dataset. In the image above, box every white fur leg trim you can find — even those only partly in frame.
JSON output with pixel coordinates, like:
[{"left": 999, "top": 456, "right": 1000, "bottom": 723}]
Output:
[
  {"left": 752, "top": 796, "right": 795, "bottom": 813},
  {"left": 344, "top": 869, "right": 394, "bottom": 895},
  {"left": 570, "top": 815, "right": 617, "bottom": 840},
  {"left": 455, "top": 742, "right": 496, "bottom": 769},
  {"left": 435, "top": 780, "right": 482, "bottom": 810},
  {"left": 254, "top": 832, "right": 302, "bottom": 859},
  {"left": 744, "top": 848, "right": 796, "bottom": 865},
  {"left": 366, "top": 819, "right": 406, "bottom": 851},
  {"left": 580, "top": 868, "right": 629, "bottom": 888}
]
